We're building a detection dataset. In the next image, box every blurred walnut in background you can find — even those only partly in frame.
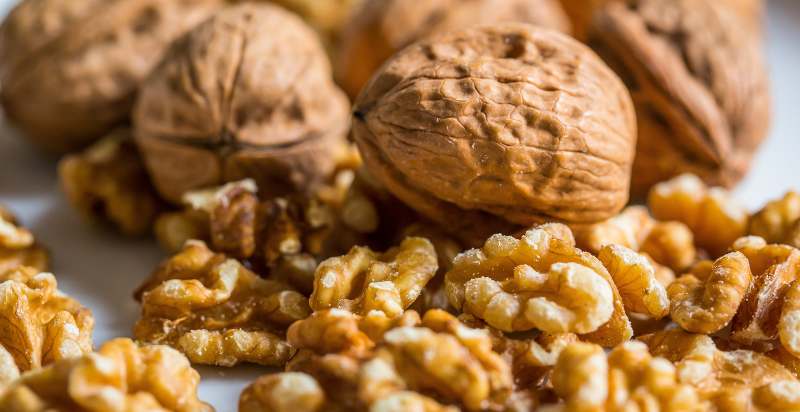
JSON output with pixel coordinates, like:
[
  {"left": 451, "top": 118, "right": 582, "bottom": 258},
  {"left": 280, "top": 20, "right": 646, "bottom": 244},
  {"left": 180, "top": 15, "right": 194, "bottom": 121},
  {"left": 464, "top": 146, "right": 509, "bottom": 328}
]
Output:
[
  {"left": 0, "top": 0, "right": 222, "bottom": 153},
  {"left": 135, "top": 3, "right": 350, "bottom": 204},
  {"left": 336, "top": 0, "right": 571, "bottom": 99},
  {"left": 352, "top": 23, "right": 636, "bottom": 244},
  {"left": 589, "top": 0, "right": 770, "bottom": 195}
]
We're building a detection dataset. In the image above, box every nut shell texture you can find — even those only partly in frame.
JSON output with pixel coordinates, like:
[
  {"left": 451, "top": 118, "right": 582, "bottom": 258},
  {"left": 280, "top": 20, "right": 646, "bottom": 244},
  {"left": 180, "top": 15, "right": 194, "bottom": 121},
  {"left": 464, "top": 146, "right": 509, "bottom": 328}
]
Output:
[
  {"left": 336, "top": 0, "right": 571, "bottom": 98},
  {"left": 135, "top": 3, "right": 350, "bottom": 203},
  {"left": 0, "top": 0, "right": 221, "bottom": 152},
  {"left": 591, "top": 0, "right": 770, "bottom": 194},
  {"left": 353, "top": 23, "right": 636, "bottom": 240}
]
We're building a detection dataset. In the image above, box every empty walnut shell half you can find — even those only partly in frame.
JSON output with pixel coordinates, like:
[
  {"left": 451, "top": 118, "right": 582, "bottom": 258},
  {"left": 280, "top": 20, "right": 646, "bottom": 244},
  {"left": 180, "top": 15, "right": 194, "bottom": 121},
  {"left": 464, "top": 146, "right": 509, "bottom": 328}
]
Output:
[
  {"left": 352, "top": 23, "right": 637, "bottom": 244},
  {"left": 336, "top": 0, "right": 571, "bottom": 99},
  {"left": 589, "top": 0, "right": 770, "bottom": 195},
  {"left": 0, "top": 0, "right": 222, "bottom": 153},
  {"left": 134, "top": 3, "right": 350, "bottom": 204}
]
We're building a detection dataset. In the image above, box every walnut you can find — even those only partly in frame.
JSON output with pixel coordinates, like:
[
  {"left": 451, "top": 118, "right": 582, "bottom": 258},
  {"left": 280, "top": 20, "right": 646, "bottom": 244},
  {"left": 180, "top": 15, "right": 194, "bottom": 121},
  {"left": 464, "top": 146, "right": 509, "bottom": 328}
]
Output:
[
  {"left": 558, "top": 0, "right": 610, "bottom": 40},
  {"left": 0, "top": 0, "right": 221, "bottom": 153},
  {"left": 287, "top": 309, "right": 377, "bottom": 356},
  {"left": 668, "top": 251, "right": 751, "bottom": 334},
  {"left": 0, "top": 206, "right": 48, "bottom": 275},
  {"left": 0, "top": 338, "right": 211, "bottom": 412},
  {"left": 548, "top": 340, "right": 705, "bottom": 412},
  {"left": 749, "top": 191, "right": 800, "bottom": 249},
  {"left": 779, "top": 280, "right": 800, "bottom": 360},
  {"left": 590, "top": 0, "right": 770, "bottom": 194},
  {"left": 0, "top": 267, "right": 93, "bottom": 386},
  {"left": 239, "top": 372, "right": 325, "bottom": 412},
  {"left": 729, "top": 237, "right": 800, "bottom": 345},
  {"left": 133, "top": 240, "right": 305, "bottom": 367},
  {"left": 597, "top": 244, "right": 670, "bottom": 319},
  {"left": 352, "top": 23, "right": 637, "bottom": 244},
  {"left": 446, "top": 226, "right": 632, "bottom": 346},
  {"left": 649, "top": 174, "right": 749, "bottom": 257},
  {"left": 335, "top": 0, "right": 571, "bottom": 98},
  {"left": 265, "top": 0, "right": 364, "bottom": 52},
  {"left": 134, "top": 3, "right": 350, "bottom": 204},
  {"left": 58, "top": 129, "right": 163, "bottom": 236},
  {"left": 310, "top": 237, "right": 438, "bottom": 318},
  {"left": 641, "top": 329, "right": 799, "bottom": 411}
]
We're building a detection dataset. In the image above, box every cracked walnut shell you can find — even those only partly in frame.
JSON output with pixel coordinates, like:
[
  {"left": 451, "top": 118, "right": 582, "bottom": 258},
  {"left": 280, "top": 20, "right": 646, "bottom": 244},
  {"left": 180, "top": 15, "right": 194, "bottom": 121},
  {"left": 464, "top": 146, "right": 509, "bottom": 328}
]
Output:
[
  {"left": 134, "top": 240, "right": 305, "bottom": 367},
  {"left": 134, "top": 3, "right": 350, "bottom": 204},
  {"left": 590, "top": 0, "right": 770, "bottom": 194},
  {"left": 0, "top": 338, "right": 211, "bottom": 412},
  {"left": 335, "top": 0, "right": 571, "bottom": 99},
  {"left": 0, "top": 0, "right": 221, "bottom": 152},
  {"left": 445, "top": 226, "right": 632, "bottom": 346},
  {"left": 0, "top": 206, "right": 48, "bottom": 275},
  {"left": 0, "top": 267, "right": 93, "bottom": 386},
  {"left": 59, "top": 129, "right": 163, "bottom": 236},
  {"left": 352, "top": 23, "right": 637, "bottom": 243}
]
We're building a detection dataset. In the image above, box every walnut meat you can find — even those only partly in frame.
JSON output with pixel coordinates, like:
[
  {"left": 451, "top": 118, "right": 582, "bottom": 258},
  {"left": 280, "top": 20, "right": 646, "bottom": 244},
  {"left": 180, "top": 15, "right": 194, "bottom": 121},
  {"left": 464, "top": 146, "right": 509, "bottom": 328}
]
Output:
[
  {"left": 749, "top": 191, "right": 800, "bottom": 249},
  {"left": 0, "top": 338, "right": 212, "bottom": 412},
  {"left": 0, "top": 267, "right": 93, "bottom": 385},
  {"left": 58, "top": 129, "right": 163, "bottom": 236},
  {"left": 352, "top": 23, "right": 637, "bottom": 243},
  {"left": 0, "top": 206, "right": 48, "bottom": 275},
  {"left": 597, "top": 244, "right": 670, "bottom": 319},
  {"left": 590, "top": 0, "right": 770, "bottom": 194},
  {"left": 335, "top": 0, "right": 571, "bottom": 98},
  {"left": 134, "top": 240, "right": 305, "bottom": 367},
  {"left": 0, "top": 0, "right": 221, "bottom": 152},
  {"left": 134, "top": 3, "right": 350, "bottom": 204},
  {"left": 445, "top": 226, "right": 632, "bottom": 346}
]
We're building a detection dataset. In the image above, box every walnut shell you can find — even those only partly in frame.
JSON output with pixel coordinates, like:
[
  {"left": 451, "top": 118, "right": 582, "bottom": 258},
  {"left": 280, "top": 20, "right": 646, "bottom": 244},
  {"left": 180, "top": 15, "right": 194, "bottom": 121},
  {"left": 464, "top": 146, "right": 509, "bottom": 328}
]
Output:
[
  {"left": 335, "top": 0, "right": 572, "bottom": 99},
  {"left": 134, "top": 4, "right": 350, "bottom": 204},
  {"left": 589, "top": 0, "right": 770, "bottom": 195},
  {"left": 352, "top": 23, "right": 637, "bottom": 244},
  {"left": 0, "top": 0, "right": 221, "bottom": 153},
  {"left": 558, "top": 0, "right": 610, "bottom": 40}
]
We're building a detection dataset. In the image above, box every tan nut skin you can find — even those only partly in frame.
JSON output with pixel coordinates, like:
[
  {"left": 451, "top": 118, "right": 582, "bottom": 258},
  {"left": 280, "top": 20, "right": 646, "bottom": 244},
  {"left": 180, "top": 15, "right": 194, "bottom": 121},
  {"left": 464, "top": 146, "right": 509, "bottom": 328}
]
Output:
[
  {"left": 336, "top": 0, "right": 571, "bottom": 99},
  {"left": 352, "top": 23, "right": 636, "bottom": 245},
  {"left": 590, "top": 0, "right": 770, "bottom": 195},
  {"left": 0, "top": 0, "right": 222, "bottom": 153},
  {"left": 135, "top": 3, "right": 350, "bottom": 204}
]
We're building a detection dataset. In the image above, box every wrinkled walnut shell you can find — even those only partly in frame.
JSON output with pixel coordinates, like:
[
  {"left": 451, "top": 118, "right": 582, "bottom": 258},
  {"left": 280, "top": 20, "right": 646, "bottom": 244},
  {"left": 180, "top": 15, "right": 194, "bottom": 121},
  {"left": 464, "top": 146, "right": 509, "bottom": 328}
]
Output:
[
  {"left": 0, "top": 0, "right": 221, "bottom": 152},
  {"left": 590, "top": 0, "right": 770, "bottom": 195},
  {"left": 352, "top": 23, "right": 636, "bottom": 244},
  {"left": 135, "top": 3, "right": 350, "bottom": 204},
  {"left": 335, "top": 0, "right": 571, "bottom": 99}
]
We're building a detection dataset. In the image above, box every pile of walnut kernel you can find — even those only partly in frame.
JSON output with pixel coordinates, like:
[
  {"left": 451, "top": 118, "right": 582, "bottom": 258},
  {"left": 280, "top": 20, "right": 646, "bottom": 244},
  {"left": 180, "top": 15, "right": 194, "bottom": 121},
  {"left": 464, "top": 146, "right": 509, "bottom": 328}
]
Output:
[{"left": 1, "top": 0, "right": 792, "bottom": 410}]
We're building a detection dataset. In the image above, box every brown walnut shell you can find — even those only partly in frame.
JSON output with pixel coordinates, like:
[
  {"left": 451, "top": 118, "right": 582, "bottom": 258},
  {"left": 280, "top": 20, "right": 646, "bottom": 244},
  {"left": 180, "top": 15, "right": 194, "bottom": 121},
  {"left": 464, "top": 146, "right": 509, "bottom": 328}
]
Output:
[
  {"left": 0, "top": 0, "right": 221, "bottom": 153},
  {"left": 352, "top": 23, "right": 637, "bottom": 245},
  {"left": 336, "top": 0, "right": 572, "bottom": 99},
  {"left": 589, "top": 0, "right": 770, "bottom": 196},
  {"left": 134, "top": 3, "right": 350, "bottom": 204}
]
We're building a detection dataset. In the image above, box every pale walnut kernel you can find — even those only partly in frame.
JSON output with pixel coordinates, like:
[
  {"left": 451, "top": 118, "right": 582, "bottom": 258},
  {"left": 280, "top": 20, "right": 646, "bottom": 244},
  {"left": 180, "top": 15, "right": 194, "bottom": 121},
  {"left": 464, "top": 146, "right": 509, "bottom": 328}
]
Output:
[
  {"left": 446, "top": 227, "right": 631, "bottom": 345},
  {"left": 58, "top": 130, "right": 162, "bottom": 236},
  {"left": 0, "top": 338, "right": 211, "bottom": 412},
  {"left": 598, "top": 244, "right": 669, "bottom": 319},
  {"left": 310, "top": 237, "right": 438, "bottom": 318},
  {"left": 0, "top": 206, "right": 48, "bottom": 275},
  {"left": 641, "top": 329, "right": 798, "bottom": 411},
  {"left": 134, "top": 240, "right": 305, "bottom": 367},
  {"left": 649, "top": 173, "right": 749, "bottom": 257},
  {"left": 779, "top": 280, "right": 800, "bottom": 359},
  {"left": 668, "top": 252, "right": 752, "bottom": 334},
  {"left": 0, "top": 267, "right": 93, "bottom": 383},
  {"left": 549, "top": 340, "right": 704, "bottom": 412},
  {"left": 731, "top": 236, "right": 800, "bottom": 344},
  {"left": 287, "top": 309, "right": 376, "bottom": 356},
  {"left": 239, "top": 372, "right": 325, "bottom": 412},
  {"left": 749, "top": 191, "right": 800, "bottom": 248}
]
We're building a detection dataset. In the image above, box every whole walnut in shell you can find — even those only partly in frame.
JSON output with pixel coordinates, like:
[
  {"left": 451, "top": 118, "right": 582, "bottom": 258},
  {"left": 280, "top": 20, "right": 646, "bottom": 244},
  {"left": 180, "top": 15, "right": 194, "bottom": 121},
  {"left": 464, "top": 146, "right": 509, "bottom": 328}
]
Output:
[
  {"left": 0, "top": 0, "right": 222, "bottom": 153},
  {"left": 135, "top": 3, "right": 350, "bottom": 204},
  {"left": 589, "top": 0, "right": 770, "bottom": 195},
  {"left": 336, "top": 0, "right": 572, "bottom": 99},
  {"left": 352, "top": 23, "right": 637, "bottom": 244}
]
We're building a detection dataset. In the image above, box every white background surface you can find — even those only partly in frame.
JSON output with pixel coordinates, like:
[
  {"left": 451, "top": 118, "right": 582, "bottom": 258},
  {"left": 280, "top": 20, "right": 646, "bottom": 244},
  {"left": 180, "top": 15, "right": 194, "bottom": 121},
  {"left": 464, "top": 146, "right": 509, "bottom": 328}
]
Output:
[{"left": 0, "top": 1, "right": 798, "bottom": 411}]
